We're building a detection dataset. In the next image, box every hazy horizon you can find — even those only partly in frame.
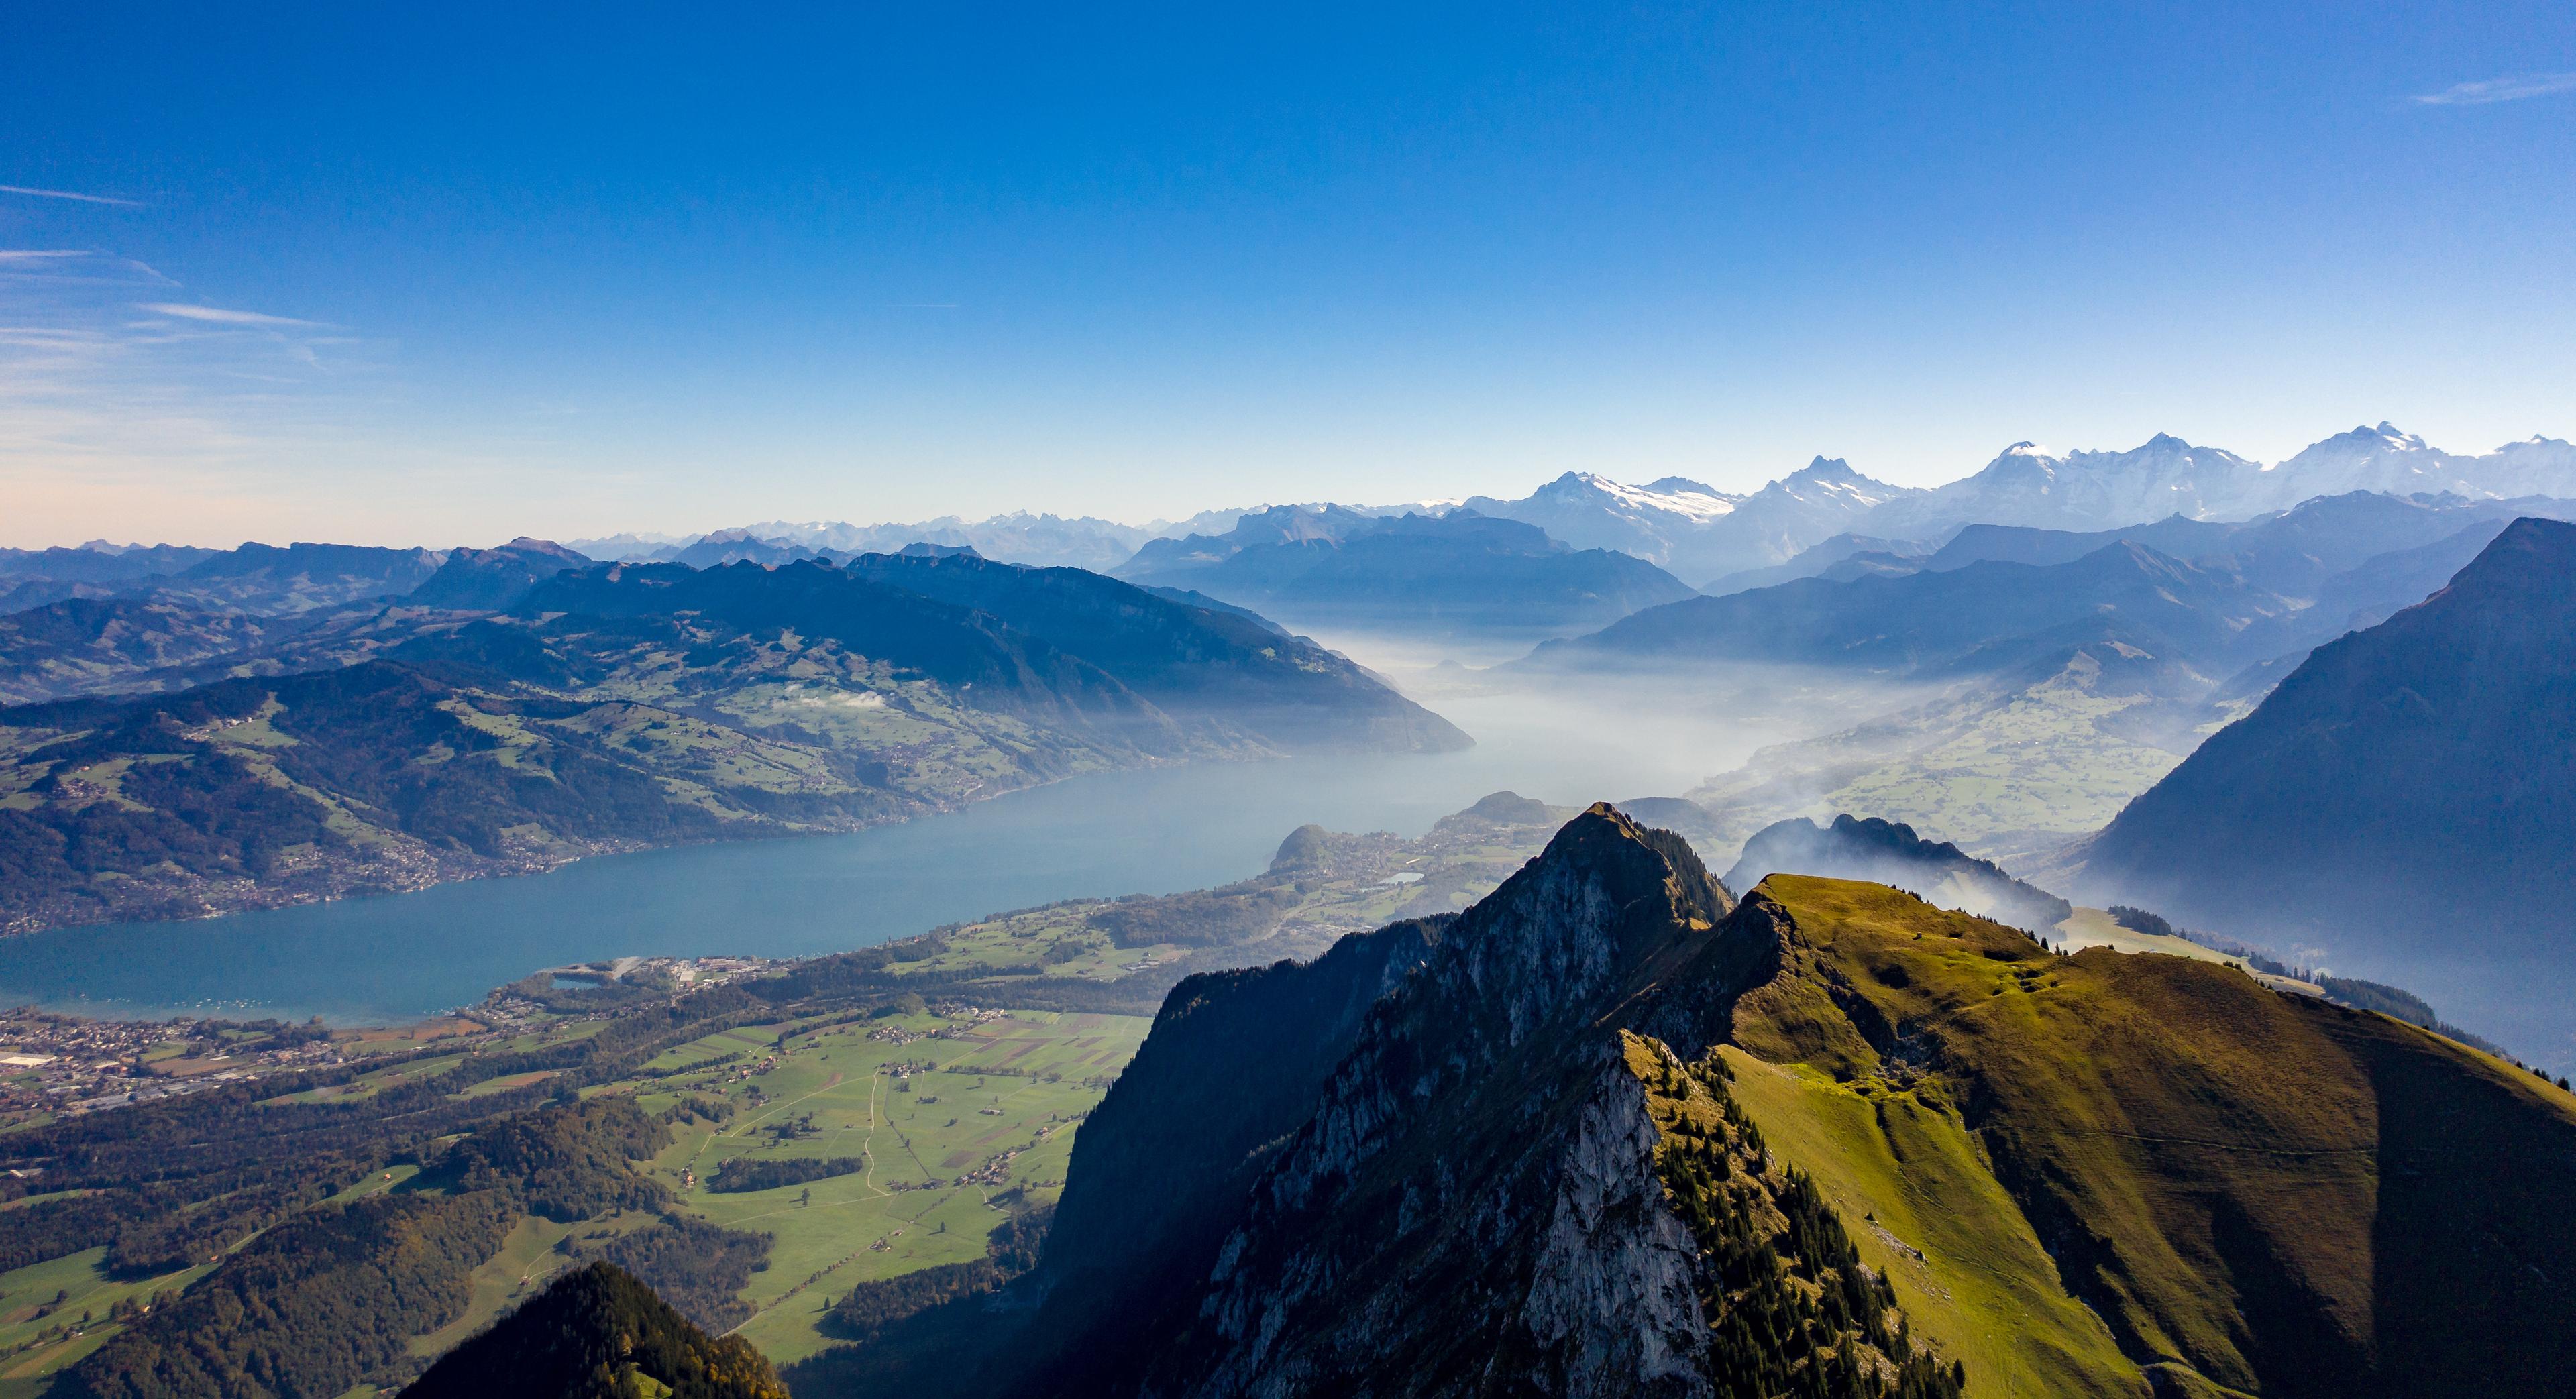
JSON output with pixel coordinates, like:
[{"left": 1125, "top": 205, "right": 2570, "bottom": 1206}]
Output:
[{"left": 8, "top": 1, "right": 2575, "bottom": 547}]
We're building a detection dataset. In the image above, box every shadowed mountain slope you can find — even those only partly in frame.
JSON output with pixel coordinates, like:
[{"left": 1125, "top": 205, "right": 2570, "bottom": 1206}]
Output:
[
  {"left": 600, "top": 553, "right": 1468, "bottom": 753},
  {"left": 1536, "top": 540, "right": 2286, "bottom": 675},
  {"left": 813, "top": 807, "right": 2576, "bottom": 1398},
  {"left": 0, "top": 597, "right": 297, "bottom": 706},
  {"left": 407, "top": 537, "right": 592, "bottom": 610},
  {"left": 402, "top": 1262, "right": 787, "bottom": 1399},
  {"left": 2073, "top": 517, "right": 2576, "bottom": 1059},
  {"left": 1117, "top": 510, "right": 1698, "bottom": 638}
]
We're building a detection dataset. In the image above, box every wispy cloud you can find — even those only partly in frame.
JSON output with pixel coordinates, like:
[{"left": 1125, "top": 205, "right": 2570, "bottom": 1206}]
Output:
[
  {"left": 0, "top": 183, "right": 144, "bottom": 207},
  {"left": 2411, "top": 71, "right": 2576, "bottom": 106},
  {"left": 1, "top": 248, "right": 400, "bottom": 546},
  {"left": 136, "top": 302, "right": 321, "bottom": 327}
]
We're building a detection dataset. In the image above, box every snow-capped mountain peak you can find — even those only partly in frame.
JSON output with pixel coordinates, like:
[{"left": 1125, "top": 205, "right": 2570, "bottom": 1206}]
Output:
[
  {"left": 1529, "top": 471, "right": 1742, "bottom": 523},
  {"left": 1464, "top": 458, "right": 1925, "bottom": 583}
]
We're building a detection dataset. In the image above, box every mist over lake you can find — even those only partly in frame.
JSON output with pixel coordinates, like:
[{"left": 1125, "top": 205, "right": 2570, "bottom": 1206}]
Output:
[{"left": 0, "top": 675, "right": 1786, "bottom": 1023}]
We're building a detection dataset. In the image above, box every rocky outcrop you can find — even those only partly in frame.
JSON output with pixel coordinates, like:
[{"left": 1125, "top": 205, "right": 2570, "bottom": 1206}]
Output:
[{"left": 838, "top": 805, "right": 2576, "bottom": 1399}]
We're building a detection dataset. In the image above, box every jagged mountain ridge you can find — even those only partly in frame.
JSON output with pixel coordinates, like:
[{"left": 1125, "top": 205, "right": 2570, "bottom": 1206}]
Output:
[
  {"left": 1464, "top": 459, "right": 1922, "bottom": 583},
  {"left": 865, "top": 805, "right": 2576, "bottom": 1399},
  {"left": 2235, "top": 423, "right": 2576, "bottom": 514},
  {"left": 1858, "top": 435, "right": 2261, "bottom": 542},
  {"left": 1856, "top": 427, "right": 2576, "bottom": 542}
]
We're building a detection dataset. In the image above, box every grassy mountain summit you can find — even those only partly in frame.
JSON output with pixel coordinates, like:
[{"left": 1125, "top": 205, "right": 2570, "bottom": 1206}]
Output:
[
  {"left": 846, "top": 805, "right": 2576, "bottom": 1398},
  {"left": 0, "top": 555, "right": 1461, "bottom": 932}
]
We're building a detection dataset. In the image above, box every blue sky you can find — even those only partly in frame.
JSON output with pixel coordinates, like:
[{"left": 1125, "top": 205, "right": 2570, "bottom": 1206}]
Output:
[{"left": 5, "top": 1, "right": 2572, "bottom": 546}]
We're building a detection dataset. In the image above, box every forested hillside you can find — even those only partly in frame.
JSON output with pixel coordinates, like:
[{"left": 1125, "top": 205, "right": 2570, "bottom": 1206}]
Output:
[{"left": 0, "top": 556, "right": 1462, "bottom": 932}]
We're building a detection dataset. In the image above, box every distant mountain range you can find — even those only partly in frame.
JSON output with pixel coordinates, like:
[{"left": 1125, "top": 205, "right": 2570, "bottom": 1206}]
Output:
[
  {"left": 18, "top": 421, "right": 2564, "bottom": 617},
  {"left": 570, "top": 507, "right": 1267, "bottom": 573},
  {"left": 1540, "top": 489, "right": 2576, "bottom": 714},
  {"left": 0, "top": 541, "right": 447, "bottom": 619},
  {"left": 0, "top": 554, "right": 1461, "bottom": 932},
  {"left": 1536, "top": 490, "right": 2575, "bottom": 862},
  {"left": 2069, "top": 516, "right": 2576, "bottom": 1059},
  {"left": 1460, "top": 456, "right": 1923, "bottom": 585},
  {"left": 1856, "top": 425, "right": 2576, "bottom": 543},
  {"left": 1442, "top": 425, "right": 2575, "bottom": 586},
  {"left": 1536, "top": 537, "right": 2288, "bottom": 676},
  {"left": 1113, "top": 508, "right": 1698, "bottom": 639},
  {"left": 405, "top": 537, "right": 592, "bottom": 609},
  {"left": 844, "top": 805, "right": 2576, "bottom": 1398}
]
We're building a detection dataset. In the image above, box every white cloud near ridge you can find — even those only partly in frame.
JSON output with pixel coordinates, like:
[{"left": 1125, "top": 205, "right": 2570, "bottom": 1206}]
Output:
[{"left": 2411, "top": 72, "right": 2576, "bottom": 105}]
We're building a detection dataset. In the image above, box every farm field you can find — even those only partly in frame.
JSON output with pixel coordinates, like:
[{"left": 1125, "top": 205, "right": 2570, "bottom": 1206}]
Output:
[
  {"left": 0, "top": 798, "right": 1567, "bottom": 1393},
  {"left": 617, "top": 1006, "right": 1149, "bottom": 1364},
  {"left": 262, "top": 1005, "right": 1153, "bottom": 1376},
  {"left": 0, "top": 1246, "right": 213, "bottom": 1394}
]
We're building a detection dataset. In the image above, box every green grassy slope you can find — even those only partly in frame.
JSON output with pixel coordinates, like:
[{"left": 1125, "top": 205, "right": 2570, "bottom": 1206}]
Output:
[
  {"left": 1717, "top": 1049, "right": 2145, "bottom": 1398},
  {"left": 1726, "top": 875, "right": 2576, "bottom": 1398}
]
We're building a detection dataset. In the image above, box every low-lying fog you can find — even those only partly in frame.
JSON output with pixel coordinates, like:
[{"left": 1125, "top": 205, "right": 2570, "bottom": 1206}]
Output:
[
  {"left": 0, "top": 623, "right": 1924, "bottom": 1024},
  {"left": 1295, "top": 623, "right": 1933, "bottom": 836}
]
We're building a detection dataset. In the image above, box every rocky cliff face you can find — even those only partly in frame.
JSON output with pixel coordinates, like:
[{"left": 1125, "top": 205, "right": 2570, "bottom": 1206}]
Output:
[
  {"left": 1146, "top": 809, "right": 1729, "bottom": 1397},
  {"left": 994, "top": 809, "right": 1953, "bottom": 1399},
  {"left": 1036, "top": 913, "right": 1454, "bottom": 1361},
  {"left": 837, "top": 806, "right": 2576, "bottom": 1399}
]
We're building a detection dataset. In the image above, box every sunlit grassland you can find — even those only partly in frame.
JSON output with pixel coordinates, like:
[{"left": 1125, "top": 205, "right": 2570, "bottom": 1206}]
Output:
[
  {"left": 615, "top": 1007, "right": 1148, "bottom": 1365},
  {"left": 0, "top": 1247, "right": 215, "bottom": 1392},
  {"left": 1719, "top": 1048, "right": 2143, "bottom": 1398}
]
